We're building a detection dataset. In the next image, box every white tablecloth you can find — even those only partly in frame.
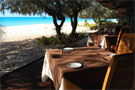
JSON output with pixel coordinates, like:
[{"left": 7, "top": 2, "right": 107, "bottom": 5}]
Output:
[
  {"left": 41, "top": 52, "right": 64, "bottom": 90},
  {"left": 41, "top": 53, "right": 53, "bottom": 82},
  {"left": 87, "top": 35, "right": 93, "bottom": 46},
  {"left": 99, "top": 37, "right": 107, "bottom": 49},
  {"left": 87, "top": 34, "right": 108, "bottom": 49}
]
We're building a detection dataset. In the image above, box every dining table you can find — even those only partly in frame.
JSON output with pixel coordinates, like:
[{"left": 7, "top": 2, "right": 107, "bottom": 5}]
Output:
[
  {"left": 87, "top": 33, "right": 118, "bottom": 50},
  {"left": 41, "top": 46, "right": 114, "bottom": 90}
]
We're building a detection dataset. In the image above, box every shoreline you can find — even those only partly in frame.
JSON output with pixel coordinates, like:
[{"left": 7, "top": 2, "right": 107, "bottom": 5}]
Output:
[{"left": 0, "top": 21, "right": 96, "bottom": 42}]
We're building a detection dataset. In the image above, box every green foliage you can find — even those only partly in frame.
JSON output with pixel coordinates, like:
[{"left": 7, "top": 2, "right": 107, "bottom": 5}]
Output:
[
  {"left": 101, "top": 20, "right": 117, "bottom": 25},
  {"left": 83, "top": 20, "right": 88, "bottom": 26},
  {"left": 78, "top": 32, "right": 86, "bottom": 38},
  {"left": 90, "top": 25, "right": 98, "bottom": 30},
  {"left": 82, "top": 19, "right": 99, "bottom": 29},
  {"left": 38, "top": 36, "right": 49, "bottom": 45},
  {"left": 79, "top": 0, "right": 118, "bottom": 27},
  {"left": 49, "top": 37, "right": 61, "bottom": 45},
  {"left": 82, "top": 21, "right": 99, "bottom": 30},
  {"left": 0, "top": 0, "right": 92, "bottom": 37},
  {"left": 87, "top": 24, "right": 97, "bottom": 28},
  {"left": 38, "top": 32, "right": 86, "bottom": 45}
]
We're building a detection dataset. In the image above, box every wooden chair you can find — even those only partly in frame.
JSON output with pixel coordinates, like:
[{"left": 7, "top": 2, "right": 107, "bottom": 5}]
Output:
[
  {"left": 116, "top": 33, "right": 135, "bottom": 54},
  {"left": 110, "top": 25, "right": 131, "bottom": 52},
  {"left": 102, "top": 53, "right": 134, "bottom": 89},
  {"left": 103, "top": 33, "right": 135, "bottom": 89}
]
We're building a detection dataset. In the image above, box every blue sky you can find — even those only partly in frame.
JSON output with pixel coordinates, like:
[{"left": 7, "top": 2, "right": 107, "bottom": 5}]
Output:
[{"left": 0, "top": 10, "right": 48, "bottom": 17}]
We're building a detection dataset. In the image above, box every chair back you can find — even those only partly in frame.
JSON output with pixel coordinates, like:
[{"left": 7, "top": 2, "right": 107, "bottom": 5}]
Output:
[
  {"left": 102, "top": 53, "right": 134, "bottom": 89},
  {"left": 116, "top": 33, "right": 135, "bottom": 54},
  {"left": 115, "top": 25, "right": 131, "bottom": 52}
]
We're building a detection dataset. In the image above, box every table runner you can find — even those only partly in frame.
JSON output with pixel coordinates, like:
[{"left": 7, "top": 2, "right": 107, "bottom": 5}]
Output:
[{"left": 45, "top": 47, "right": 114, "bottom": 89}]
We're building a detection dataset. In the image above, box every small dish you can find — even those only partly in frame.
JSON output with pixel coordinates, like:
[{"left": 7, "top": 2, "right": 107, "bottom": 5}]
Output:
[
  {"left": 63, "top": 47, "right": 74, "bottom": 51},
  {"left": 67, "top": 62, "right": 82, "bottom": 69}
]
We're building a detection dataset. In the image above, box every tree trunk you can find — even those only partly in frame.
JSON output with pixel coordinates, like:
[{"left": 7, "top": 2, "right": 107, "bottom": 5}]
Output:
[
  {"left": 92, "top": 18, "right": 97, "bottom": 24},
  {"left": 92, "top": 18, "right": 101, "bottom": 29},
  {"left": 36, "top": 1, "right": 66, "bottom": 39},
  {"left": 98, "top": 17, "right": 102, "bottom": 26},
  {"left": 52, "top": 16, "right": 65, "bottom": 39},
  {"left": 98, "top": 17, "right": 102, "bottom": 29},
  {"left": 70, "top": 11, "right": 78, "bottom": 37}
]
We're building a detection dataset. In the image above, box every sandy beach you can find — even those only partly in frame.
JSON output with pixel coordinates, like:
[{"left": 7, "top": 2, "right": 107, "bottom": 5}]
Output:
[{"left": 0, "top": 21, "right": 95, "bottom": 42}]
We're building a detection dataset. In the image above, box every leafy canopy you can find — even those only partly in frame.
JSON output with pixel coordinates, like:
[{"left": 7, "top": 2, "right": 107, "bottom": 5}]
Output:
[
  {"left": 1, "top": 0, "right": 91, "bottom": 18},
  {"left": 79, "top": 0, "right": 118, "bottom": 24}
]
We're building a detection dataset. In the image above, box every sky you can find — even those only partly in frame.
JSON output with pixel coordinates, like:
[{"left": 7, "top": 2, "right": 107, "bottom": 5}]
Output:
[{"left": 0, "top": 10, "right": 48, "bottom": 17}]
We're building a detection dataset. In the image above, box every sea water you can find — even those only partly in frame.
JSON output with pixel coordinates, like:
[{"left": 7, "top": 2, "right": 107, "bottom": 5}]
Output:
[
  {"left": 0, "top": 17, "right": 117, "bottom": 26},
  {"left": 0, "top": 17, "right": 93, "bottom": 26}
]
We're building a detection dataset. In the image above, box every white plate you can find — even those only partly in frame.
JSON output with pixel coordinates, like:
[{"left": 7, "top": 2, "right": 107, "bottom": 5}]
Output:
[
  {"left": 67, "top": 62, "right": 82, "bottom": 68},
  {"left": 109, "top": 53, "right": 116, "bottom": 57},
  {"left": 63, "top": 47, "right": 74, "bottom": 51}
]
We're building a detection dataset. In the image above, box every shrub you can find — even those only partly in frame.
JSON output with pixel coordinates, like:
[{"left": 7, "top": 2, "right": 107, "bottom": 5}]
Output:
[
  {"left": 101, "top": 20, "right": 117, "bottom": 26},
  {"left": 90, "top": 25, "right": 98, "bottom": 30},
  {"left": 84, "top": 23, "right": 98, "bottom": 30},
  {"left": 38, "top": 36, "right": 49, "bottom": 45},
  {"left": 83, "top": 20, "right": 88, "bottom": 26},
  {"left": 49, "top": 38, "right": 60, "bottom": 45},
  {"left": 78, "top": 32, "right": 86, "bottom": 38},
  {"left": 38, "top": 32, "right": 86, "bottom": 45}
]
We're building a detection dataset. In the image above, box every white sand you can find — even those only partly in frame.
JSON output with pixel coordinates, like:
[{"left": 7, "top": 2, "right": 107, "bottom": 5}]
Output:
[{"left": 0, "top": 21, "right": 96, "bottom": 42}]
